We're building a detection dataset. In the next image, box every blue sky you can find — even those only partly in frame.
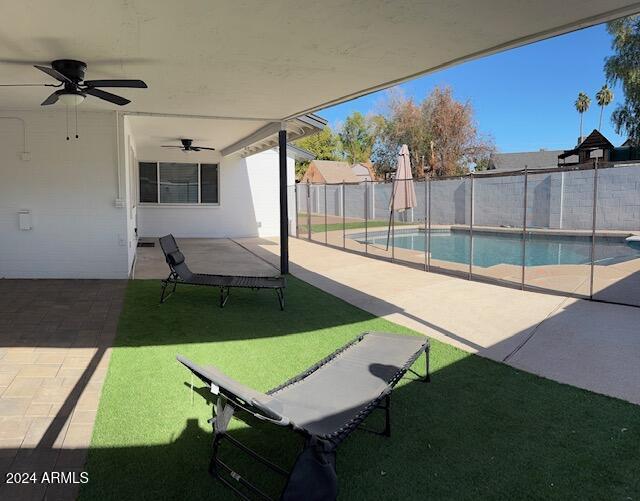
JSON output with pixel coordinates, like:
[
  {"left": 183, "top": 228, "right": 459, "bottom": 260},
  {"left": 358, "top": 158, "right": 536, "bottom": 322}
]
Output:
[{"left": 317, "top": 23, "right": 624, "bottom": 153}]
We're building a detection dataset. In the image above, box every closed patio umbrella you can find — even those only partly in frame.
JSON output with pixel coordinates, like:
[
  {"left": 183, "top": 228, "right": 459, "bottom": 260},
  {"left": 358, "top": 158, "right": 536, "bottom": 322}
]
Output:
[
  {"left": 386, "top": 144, "right": 417, "bottom": 249},
  {"left": 390, "top": 144, "right": 417, "bottom": 212}
]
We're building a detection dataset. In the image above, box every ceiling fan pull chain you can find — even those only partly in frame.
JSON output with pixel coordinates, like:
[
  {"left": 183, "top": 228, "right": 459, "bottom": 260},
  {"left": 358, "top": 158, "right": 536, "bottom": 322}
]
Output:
[
  {"left": 75, "top": 104, "right": 79, "bottom": 139},
  {"left": 66, "top": 104, "right": 70, "bottom": 141}
]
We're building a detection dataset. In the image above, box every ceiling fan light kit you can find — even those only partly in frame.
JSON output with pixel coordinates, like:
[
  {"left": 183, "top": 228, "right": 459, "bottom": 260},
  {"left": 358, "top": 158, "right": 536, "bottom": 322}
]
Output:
[
  {"left": 32, "top": 59, "right": 147, "bottom": 108},
  {"left": 0, "top": 59, "right": 149, "bottom": 140}
]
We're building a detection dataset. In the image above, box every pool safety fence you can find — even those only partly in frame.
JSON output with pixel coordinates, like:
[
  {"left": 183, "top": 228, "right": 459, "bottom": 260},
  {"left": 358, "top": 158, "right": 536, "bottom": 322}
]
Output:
[{"left": 291, "top": 161, "right": 640, "bottom": 308}]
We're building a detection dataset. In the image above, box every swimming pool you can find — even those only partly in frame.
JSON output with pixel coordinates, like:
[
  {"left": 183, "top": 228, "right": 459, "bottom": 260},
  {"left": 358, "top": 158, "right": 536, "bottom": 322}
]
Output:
[{"left": 350, "top": 229, "right": 640, "bottom": 268}]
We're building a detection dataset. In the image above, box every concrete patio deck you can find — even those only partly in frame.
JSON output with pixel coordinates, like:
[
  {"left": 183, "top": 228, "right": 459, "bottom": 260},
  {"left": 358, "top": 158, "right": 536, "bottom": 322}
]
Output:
[{"left": 236, "top": 236, "right": 640, "bottom": 405}]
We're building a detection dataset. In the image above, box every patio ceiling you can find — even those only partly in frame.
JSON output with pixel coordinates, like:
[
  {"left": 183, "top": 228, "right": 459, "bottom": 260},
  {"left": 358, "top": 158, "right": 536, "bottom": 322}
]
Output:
[
  {"left": 1, "top": 0, "right": 639, "bottom": 122},
  {"left": 126, "top": 114, "right": 326, "bottom": 156}
]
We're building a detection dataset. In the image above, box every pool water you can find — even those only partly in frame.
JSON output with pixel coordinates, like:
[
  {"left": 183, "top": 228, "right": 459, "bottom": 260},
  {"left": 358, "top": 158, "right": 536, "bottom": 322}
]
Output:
[{"left": 352, "top": 230, "right": 640, "bottom": 268}]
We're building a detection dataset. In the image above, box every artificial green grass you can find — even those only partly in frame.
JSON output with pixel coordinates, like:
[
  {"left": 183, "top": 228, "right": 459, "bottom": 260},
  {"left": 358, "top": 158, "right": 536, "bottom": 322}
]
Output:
[{"left": 83, "top": 277, "right": 639, "bottom": 500}]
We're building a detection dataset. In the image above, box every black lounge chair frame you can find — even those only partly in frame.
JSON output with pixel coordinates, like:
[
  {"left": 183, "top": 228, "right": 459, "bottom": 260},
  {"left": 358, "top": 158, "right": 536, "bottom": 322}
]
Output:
[
  {"left": 159, "top": 234, "right": 285, "bottom": 310},
  {"left": 178, "top": 332, "right": 430, "bottom": 500}
]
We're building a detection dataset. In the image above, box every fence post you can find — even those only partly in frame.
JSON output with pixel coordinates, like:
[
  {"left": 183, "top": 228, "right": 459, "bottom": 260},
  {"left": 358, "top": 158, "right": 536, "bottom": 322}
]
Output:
[
  {"left": 521, "top": 166, "right": 529, "bottom": 290},
  {"left": 427, "top": 175, "right": 432, "bottom": 271},
  {"left": 372, "top": 182, "right": 376, "bottom": 220},
  {"left": 589, "top": 160, "right": 599, "bottom": 299},
  {"left": 391, "top": 182, "right": 395, "bottom": 262},
  {"left": 306, "top": 182, "right": 311, "bottom": 240},
  {"left": 324, "top": 184, "right": 328, "bottom": 245},
  {"left": 424, "top": 177, "right": 427, "bottom": 271},
  {"left": 342, "top": 182, "right": 346, "bottom": 249},
  {"left": 365, "top": 181, "right": 369, "bottom": 255},
  {"left": 469, "top": 173, "right": 474, "bottom": 280}
]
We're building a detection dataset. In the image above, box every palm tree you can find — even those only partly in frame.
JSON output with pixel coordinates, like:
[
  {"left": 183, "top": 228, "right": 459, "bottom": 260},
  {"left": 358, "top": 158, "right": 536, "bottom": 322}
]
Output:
[
  {"left": 595, "top": 84, "right": 614, "bottom": 131},
  {"left": 575, "top": 92, "right": 591, "bottom": 142}
]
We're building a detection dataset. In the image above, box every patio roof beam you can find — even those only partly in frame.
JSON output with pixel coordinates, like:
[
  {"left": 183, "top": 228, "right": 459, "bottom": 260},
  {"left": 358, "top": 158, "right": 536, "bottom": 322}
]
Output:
[
  {"left": 279, "top": 125, "right": 289, "bottom": 275},
  {"left": 220, "top": 114, "right": 327, "bottom": 157}
]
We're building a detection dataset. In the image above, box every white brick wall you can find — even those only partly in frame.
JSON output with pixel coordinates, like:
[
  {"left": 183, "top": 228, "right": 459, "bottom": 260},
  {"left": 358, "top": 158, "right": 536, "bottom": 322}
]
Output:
[{"left": 0, "top": 110, "right": 130, "bottom": 279}]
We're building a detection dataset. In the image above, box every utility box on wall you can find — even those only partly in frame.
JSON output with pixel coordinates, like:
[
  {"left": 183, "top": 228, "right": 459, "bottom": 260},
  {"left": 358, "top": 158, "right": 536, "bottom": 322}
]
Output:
[{"left": 18, "top": 210, "right": 32, "bottom": 230}]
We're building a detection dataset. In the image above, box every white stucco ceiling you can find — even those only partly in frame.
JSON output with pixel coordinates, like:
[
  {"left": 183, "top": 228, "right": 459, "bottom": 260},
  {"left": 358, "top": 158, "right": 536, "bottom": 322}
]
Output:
[
  {"left": 126, "top": 114, "right": 325, "bottom": 154},
  {"left": 126, "top": 115, "right": 267, "bottom": 151},
  {"left": 1, "top": 1, "right": 639, "bottom": 120}
]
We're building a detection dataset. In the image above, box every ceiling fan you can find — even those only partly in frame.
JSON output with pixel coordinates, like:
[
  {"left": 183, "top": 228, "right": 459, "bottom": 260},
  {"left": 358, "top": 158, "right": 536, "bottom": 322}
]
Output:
[
  {"left": 162, "top": 139, "right": 216, "bottom": 152},
  {"left": 29, "top": 59, "right": 147, "bottom": 106}
]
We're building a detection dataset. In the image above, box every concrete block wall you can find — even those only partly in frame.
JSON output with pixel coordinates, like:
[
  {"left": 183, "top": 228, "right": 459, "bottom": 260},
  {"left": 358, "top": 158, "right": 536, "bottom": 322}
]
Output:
[{"left": 300, "top": 165, "right": 640, "bottom": 232}]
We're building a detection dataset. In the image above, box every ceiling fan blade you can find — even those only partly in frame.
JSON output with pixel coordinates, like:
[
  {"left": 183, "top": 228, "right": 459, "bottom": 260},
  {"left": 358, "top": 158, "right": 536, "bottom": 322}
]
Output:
[
  {"left": 84, "top": 79, "right": 147, "bottom": 88},
  {"left": 40, "top": 91, "right": 59, "bottom": 106},
  {"left": 190, "top": 147, "right": 201, "bottom": 151},
  {"left": 34, "top": 65, "right": 72, "bottom": 84},
  {"left": 197, "top": 147, "right": 216, "bottom": 151},
  {"left": 85, "top": 87, "right": 130, "bottom": 106}
]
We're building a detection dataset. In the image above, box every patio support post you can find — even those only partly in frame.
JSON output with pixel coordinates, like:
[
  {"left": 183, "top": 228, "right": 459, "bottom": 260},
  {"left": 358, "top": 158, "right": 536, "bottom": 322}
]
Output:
[
  {"left": 278, "top": 127, "right": 289, "bottom": 274},
  {"left": 521, "top": 165, "right": 529, "bottom": 290},
  {"left": 294, "top": 184, "right": 299, "bottom": 239},
  {"left": 469, "top": 173, "right": 474, "bottom": 280},
  {"left": 589, "top": 159, "right": 599, "bottom": 299}
]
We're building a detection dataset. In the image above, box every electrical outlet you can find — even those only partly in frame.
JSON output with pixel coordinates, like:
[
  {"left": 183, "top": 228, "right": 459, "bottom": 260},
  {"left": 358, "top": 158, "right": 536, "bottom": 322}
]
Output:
[{"left": 257, "top": 221, "right": 262, "bottom": 228}]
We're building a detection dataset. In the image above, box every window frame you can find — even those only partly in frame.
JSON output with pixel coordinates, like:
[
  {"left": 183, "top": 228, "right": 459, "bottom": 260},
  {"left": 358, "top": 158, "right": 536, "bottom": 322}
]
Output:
[{"left": 138, "top": 161, "right": 220, "bottom": 207}]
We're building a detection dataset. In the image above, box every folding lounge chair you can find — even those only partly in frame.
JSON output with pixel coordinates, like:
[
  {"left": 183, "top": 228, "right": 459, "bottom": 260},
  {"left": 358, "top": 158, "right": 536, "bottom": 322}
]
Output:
[
  {"left": 177, "top": 331, "right": 430, "bottom": 500},
  {"left": 158, "top": 234, "right": 286, "bottom": 310}
]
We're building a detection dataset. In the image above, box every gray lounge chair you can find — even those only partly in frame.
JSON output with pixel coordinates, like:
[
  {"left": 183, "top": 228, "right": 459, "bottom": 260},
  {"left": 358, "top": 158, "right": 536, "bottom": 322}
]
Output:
[
  {"left": 158, "top": 234, "right": 285, "bottom": 310},
  {"left": 177, "top": 331, "right": 429, "bottom": 500}
]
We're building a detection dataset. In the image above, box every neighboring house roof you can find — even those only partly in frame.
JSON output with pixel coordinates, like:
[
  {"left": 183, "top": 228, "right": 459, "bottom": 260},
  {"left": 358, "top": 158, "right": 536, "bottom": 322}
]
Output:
[
  {"left": 558, "top": 129, "right": 615, "bottom": 160},
  {"left": 352, "top": 161, "right": 377, "bottom": 180},
  {"left": 486, "top": 150, "right": 563, "bottom": 172},
  {"left": 302, "top": 160, "right": 360, "bottom": 183}
]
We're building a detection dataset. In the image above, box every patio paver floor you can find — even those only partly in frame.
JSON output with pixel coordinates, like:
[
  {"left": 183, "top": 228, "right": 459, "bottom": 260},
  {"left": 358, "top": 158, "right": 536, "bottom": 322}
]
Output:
[{"left": 0, "top": 279, "right": 126, "bottom": 501}]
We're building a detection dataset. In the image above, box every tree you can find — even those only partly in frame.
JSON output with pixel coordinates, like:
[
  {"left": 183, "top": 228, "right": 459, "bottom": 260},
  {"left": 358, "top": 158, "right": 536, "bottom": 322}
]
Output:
[
  {"left": 337, "top": 112, "right": 375, "bottom": 164},
  {"left": 423, "top": 87, "right": 494, "bottom": 176},
  {"left": 372, "top": 87, "right": 493, "bottom": 177},
  {"left": 575, "top": 92, "right": 591, "bottom": 142},
  {"left": 595, "top": 84, "right": 614, "bottom": 131},
  {"left": 293, "top": 125, "right": 340, "bottom": 179},
  {"left": 372, "top": 90, "right": 432, "bottom": 177},
  {"left": 605, "top": 16, "right": 640, "bottom": 145}
]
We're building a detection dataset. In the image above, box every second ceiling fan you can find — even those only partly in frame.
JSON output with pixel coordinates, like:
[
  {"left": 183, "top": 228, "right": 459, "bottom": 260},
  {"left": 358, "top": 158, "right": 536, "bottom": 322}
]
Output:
[{"left": 162, "top": 139, "right": 216, "bottom": 152}]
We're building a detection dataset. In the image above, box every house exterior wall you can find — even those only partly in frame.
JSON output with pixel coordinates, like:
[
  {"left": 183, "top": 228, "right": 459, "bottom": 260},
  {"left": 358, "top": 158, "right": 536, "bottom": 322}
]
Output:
[
  {"left": 352, "top": 163, "right": 373, "bottom": 181},
  {"left": 0, "top": 110, "right": 130, "bottom": 278},
  {"left": 136, "top": 148, "right": 296, "bottom": 238}
]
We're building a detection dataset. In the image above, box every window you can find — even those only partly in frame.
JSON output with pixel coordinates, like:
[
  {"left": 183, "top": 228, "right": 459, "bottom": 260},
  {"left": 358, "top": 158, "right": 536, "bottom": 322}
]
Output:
[
  {"left": 138, "top": 162, "right": 219, "bottom": 205},
  {"left": 200, "top": 164, "right": 219, "bottom": 203},
  {"left": 159, "top": 163, "right": 198, "bottom": 203}
]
